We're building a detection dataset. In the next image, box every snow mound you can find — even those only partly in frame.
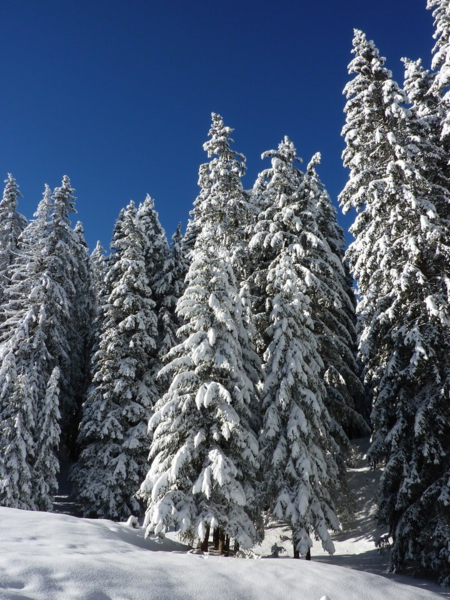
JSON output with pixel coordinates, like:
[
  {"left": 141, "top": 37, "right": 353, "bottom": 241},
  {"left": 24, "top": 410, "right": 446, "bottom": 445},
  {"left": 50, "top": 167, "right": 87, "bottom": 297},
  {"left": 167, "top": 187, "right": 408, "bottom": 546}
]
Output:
[{"left": 0, "top": 507, "right": 446, "bottom": 600}]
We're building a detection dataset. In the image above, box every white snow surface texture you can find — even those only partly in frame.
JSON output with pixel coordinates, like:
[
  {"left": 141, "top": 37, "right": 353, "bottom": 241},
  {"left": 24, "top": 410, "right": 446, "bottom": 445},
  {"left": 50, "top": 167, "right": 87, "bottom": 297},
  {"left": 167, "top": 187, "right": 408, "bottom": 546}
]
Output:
[{"left": 0, "top": 506, "right": 446, "bottom": 600}]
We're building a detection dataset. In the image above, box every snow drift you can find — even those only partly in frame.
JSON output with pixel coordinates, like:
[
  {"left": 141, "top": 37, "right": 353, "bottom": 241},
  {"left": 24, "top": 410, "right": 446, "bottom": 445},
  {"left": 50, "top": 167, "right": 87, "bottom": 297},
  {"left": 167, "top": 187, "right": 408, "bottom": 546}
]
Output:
[{"left": 0, "top": 507, "right": 446, "bottom": 600}]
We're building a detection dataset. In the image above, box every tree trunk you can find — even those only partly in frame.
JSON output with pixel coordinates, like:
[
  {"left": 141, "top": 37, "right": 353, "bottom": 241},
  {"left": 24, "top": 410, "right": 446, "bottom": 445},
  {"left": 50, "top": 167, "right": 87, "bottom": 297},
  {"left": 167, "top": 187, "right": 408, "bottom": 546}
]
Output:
[
  {"left": 213, "top": 528, "right": 220, "bottom": 550},
  {"left": 225, "top": 535, "right": 230, "bottom": 556},
  {"left": 305, "top": 529, "right": 311, "bottom": 560},
  {"left": 218, "top": 529, "right": 226, "bottom": 555},
  {"left": 201, "top": 525, "right": 210, "bottom": 552},
  {"left": 234, "top": 540, "right": 240, "bottom": 554},
  {"left": 293, "top": 545, "right": 300, "bottom": 559}
]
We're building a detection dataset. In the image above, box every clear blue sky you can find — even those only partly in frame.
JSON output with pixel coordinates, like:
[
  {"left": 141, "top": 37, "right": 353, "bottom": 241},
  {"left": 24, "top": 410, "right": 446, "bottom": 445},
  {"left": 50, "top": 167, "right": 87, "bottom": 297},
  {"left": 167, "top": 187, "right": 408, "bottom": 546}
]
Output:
[{"left": 1, "top": 0, "right": 435, "bottom": 251}]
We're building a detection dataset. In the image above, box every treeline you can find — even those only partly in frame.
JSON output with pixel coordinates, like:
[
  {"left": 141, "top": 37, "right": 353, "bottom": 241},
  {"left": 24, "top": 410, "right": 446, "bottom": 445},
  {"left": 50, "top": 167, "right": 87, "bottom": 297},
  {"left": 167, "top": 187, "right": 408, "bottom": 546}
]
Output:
[
  {"left": 0, "top": 121, "right": 367, "bottom": 557},
  {"left": 0, "top": 0, "right": 450, "bottom": 586}
]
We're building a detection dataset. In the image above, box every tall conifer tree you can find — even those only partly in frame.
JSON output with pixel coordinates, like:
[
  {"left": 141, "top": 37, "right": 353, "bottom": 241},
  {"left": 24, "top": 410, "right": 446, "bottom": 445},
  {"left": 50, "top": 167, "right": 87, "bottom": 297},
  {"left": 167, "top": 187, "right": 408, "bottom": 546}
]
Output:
[
  {"left": 139, "top": 115, "right": 261, "bottom": 550},
  {"left": 0, "top": 185, "right": 65, "bottom": 510},
  {"left": 34, "top": 367, "right": 61, "bottom": 511},
  {"left": 0, "top": 357, "right": 36, "bottom": 509},
  {"left": 305, "top": 154, "right": 368, "bottom": 438},
  {"left": 135, "top": 195, "right": 170, "bottom": 392},
  {"left": 73, "top": 201, "right": 159, "bottom": 519},
  {"left": 44, "top": 177, "right": 91, "bottom": 453},
  {"left": 341, "top": 29, "right": 450, "bottom": 583},
  {"left": 250, "top": 137, "right": 341, "bottom": 557}
]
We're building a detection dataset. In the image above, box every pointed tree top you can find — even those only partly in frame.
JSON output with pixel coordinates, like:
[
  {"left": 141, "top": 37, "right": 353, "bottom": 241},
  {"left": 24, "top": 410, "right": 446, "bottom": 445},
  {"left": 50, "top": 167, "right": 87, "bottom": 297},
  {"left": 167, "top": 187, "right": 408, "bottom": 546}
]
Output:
[
  {"left": 262, "top": 136, "right": 301, "bottom": 164},
  {"left": 61, "top": 175, "right": 73, "bottom": 190},
  {"left": 203, "top": 113, "right": 243, "bottom": 163},
  {"left": 348, "top": 29, "right": 388, "bottom": 76},
  {"left": 402, "top": 56, "right": 423, "bottom": 69},
  {"left": 351, "top": 29, "right": 376, "bottom": 53},
  {"left": 4, "top": 173, "right": 18, "bottom": 187},
  {"left": 33, "top": 184, "right": 53, "bottom": 220},
  {"left": 140, "top": 194, "right": 155, "bottom": 210},
  {"left": 1, "top": 173, "right": 22, "bottom": 205},
  {"left": 352, "top": 28, "right": 366, "bottom": 43},
  {"left": 92, "top": 240, "right": 105, "bottom": 255},
  {"left": 51, "top": 176, "right": 76, "bottom": 222},
  {"left": 126, "top": 199, "right": 136, "bottom": 212},
  {"left": 0, "top": 174, "right": 27, "bottom": 238},
  {"left": 210, "top": 112, "right": 233, "bottom": 136},
  {"left": 53, "top": 175, "right": 76, "bottom": 201},
  {"left": 279, "top": 135, "right": 296, "bottom": 156},
  {"left": 137, "top": 195, "right": 166, "bottom": 236}
]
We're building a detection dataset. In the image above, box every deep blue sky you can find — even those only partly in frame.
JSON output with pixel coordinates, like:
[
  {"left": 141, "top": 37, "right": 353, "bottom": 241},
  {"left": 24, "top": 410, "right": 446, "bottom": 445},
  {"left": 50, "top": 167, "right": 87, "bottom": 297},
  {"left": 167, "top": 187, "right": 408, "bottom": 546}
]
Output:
[{"left": 1, "top": 0, "right": 435, "bottom": 251}]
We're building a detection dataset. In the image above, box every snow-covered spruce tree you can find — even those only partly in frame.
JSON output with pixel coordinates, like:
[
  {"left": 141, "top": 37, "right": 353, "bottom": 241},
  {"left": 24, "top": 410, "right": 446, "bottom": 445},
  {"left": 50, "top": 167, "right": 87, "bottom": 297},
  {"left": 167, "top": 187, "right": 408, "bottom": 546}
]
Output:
[
  {"left": 0, "top": 356, "right": 36, "bottom": 509},
  {"left": 139, "top": 115, "right": 261, "bottom": 551},
  {"left": 34, "top": 367, "right": 61, "bottom": 511},
  {"left": 198, "top": 114, "right": 261, "bottom": 391},
  {"left": 207, "top": 115, "right": 262, "bottom": 436},
  {"left": 136, "top": 194, "right": 168, "bottom": 285},
  {"left": 0, "top": 185, "right": 66, "bottom": 510},
  {"left": 135, "top": 195, "right": 171, "bottom": 388},
  {"left": 43, "top": 177, "right": 91, "bottom": 455},
  {"left": 138, "top": 242, "right": 260, "bottom": 551},
  {"left": 72, "top": 201, "right": 159, "bottom": 519},
  {"left": 180, "top": 114, "right": 262, "bottom": 437},
  {"left": 193, "top": 113, "right": 256, "bottom": 282},
  {"left": 249, "top": 137, "right": 341, "bottom": 558},
  {"left": 341, "top": 30, "right": 450, "bottom": 583},
  {"left": 339, "top": 29, "right": 408, "bottom": 417},
  {"left": 305, "top": 154, "right": 368, "bottom": 437},
  {"left": 0, "top": 174, "right": 27, "bottom": 315}
]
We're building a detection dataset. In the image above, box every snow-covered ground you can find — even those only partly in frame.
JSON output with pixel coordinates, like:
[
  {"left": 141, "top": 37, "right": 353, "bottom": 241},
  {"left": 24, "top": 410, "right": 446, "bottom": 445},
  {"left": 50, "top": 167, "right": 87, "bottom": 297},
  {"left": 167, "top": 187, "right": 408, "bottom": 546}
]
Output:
[
  {"left": 0, "top": 440, "right": 448, "bottom": 600},
  {"left": 0, "top": 507, "right": 446, "bottom": 600},
  {"left": 254, "top": 439, "right": 450, "bottom": 598}
]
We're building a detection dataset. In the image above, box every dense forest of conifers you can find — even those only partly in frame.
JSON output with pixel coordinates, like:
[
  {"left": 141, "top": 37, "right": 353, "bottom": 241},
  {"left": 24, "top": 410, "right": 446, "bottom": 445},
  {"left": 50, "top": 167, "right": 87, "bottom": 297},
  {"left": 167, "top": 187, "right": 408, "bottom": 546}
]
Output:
[{"left": 1, "top": 0, "right": 450, "bottom": 586}]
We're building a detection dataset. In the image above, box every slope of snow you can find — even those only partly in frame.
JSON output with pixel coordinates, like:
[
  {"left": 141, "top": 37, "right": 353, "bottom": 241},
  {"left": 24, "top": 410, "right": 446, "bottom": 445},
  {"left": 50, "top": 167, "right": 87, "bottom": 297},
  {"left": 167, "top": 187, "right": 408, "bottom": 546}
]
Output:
[
  {"left": 0, "top": 505, "right": 447, "bottom": 600},
  {"left": 254, "top": 439, "right": 450, "bottom": 598},
  {"left": 1, "top": 439, "right": 448, "bottom": 600}
]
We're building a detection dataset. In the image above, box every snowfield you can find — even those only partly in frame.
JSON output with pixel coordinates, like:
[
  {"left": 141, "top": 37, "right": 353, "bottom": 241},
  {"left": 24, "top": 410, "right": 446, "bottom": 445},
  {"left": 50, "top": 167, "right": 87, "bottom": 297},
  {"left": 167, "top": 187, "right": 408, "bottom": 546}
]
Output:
[
  {"left": 1, "top": 442, "right": 448, "bottom": 600},
  {"left": 0, "top": 505, "right": 448, "bottom": 600}
]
